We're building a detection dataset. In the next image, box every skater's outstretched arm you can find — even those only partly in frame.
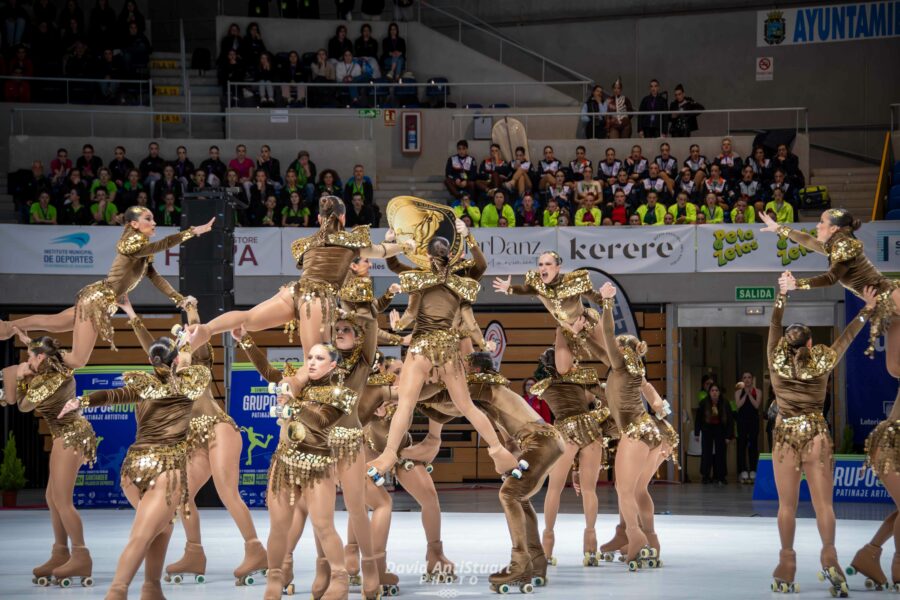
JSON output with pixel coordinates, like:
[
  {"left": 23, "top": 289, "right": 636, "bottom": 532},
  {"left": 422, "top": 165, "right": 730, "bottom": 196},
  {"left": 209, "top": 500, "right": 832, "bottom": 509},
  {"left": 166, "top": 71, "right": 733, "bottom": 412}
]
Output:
[
  {"left": 145, "top": 264, "right": 185, "bottom": 305},
  {"left": 829, "top": 286, "right": 876, "bottom": 360},
  {"left": 237, "top": 333, "right": 285, "bottom": 383},
  {"left": 598, "top": 285, "right": 625, "bottom": 371},
  {"left": 119, "top": 296, "right": 154, "bottom": 353}
]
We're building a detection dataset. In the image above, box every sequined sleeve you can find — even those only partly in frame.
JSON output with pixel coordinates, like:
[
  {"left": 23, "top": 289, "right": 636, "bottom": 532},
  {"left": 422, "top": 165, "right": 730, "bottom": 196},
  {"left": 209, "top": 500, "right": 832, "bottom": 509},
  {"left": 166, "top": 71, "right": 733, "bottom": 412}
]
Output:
[
  {"left": 507, "top": 283, "right": 534, "bottom": 296},
  {"left": 830, "top": 306, "right": 871, "bottom": 361},
  {"left": 120, "top": 229, "right": 194, "bottom": 258},
  {"left": 599, "top": 298, "right": 625, "bottom": 370},
  {"left": 377, "top": 329, "right": 403, "bottom": 346},
  {"left": 385, "top": 255, "right": 416, "bottom": 274},
  {"left": 128, "top": 316, "right": 155, "bottom": 353},
  {"left": 795, "top": 262, "right": 851, "bottom": 290},
  {"left": 393, "top": 294, "right": 420, "bottom": 331},
  {"left": 373, "top": 289, "right": 396, "bottom": 314},
  {"left": 146, "top": 264, "right": 184, "bottom": 305},
  {"left": 768, "top": 294, "right": 786, "bottom": 357},
  {"left": 780, "top": 226, "right": 826, "bottom": 255},
  {"left": 85, "top": 386, "right": 141, "bottom": 407},
  {"left": 238, "top": 335, "right": 283, "bottom": 383}
]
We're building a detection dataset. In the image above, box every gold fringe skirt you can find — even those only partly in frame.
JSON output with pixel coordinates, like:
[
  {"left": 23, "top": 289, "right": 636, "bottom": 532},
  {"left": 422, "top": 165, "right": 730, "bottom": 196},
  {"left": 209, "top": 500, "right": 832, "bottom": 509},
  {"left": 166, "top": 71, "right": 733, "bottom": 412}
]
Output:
[
  {"left": 865, "top": 280, "right": 900, "bottom": 358},
  {"left": 75, "top": 281, "right": 118, "bottom": 350},
  {"left": 283, "top": 279, "right": 339, "bottom": 343},
  {"left": 409, "top": 329, "right": 462, "bottom": 368},
  {"left": 559, "top": 308, "right": 602, "bottom": 363},
  {"left": 554, "top": 407, "right": 610, "bottom": 449},
  {"left": 865, "top": 419, "right": 900, "bottom": 477},
  {"left": 267, "top": 440, "right": 334, "bottom": 506},
  {"left": 120, "top": 442, "right": 190, "bottom": 515},
  {"left": 773, "top": 412, "right": 833, "bottom": 471},
  {"left": 328, "top": 426, "right": 365, "bottom": 469},
  {"left": 54, "top": 417, "right": 98, "bottom": 467},
  {"left": 621, "top": 412, "right": 680, "bottom": 467},
  {"left": 186, "top": 412, "right": 239, "bottom": 452}
]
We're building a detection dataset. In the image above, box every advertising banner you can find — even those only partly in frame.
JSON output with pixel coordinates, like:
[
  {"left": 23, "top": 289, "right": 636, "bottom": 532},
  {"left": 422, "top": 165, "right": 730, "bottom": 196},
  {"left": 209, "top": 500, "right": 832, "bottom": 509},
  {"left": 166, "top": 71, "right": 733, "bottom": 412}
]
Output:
[
  {"left": 471, "top": 227, "right": 557, "bottom": 275},
  {"left": 557, "top": 225, "right": 695, "bottom": 274},
  {"left": 753, "top": 453, "right": 892, "bottom": 503},
  {"left": 73, "top": 365, "right": 149, "bottom": 508},
  {"left": 695, "top": 223, "right": 829, "bottom": 272},
  {"left": 757, "top": 3, "right": 900, "bottom": 47}
]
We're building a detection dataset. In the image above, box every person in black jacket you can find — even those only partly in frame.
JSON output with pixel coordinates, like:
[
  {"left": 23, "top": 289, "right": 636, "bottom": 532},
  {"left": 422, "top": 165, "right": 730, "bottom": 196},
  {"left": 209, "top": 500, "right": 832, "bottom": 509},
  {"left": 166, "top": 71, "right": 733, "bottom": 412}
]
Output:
[
  {"left": 88, "top": 0, "right": 116, "bottom": 41},
  {"left": 381, "top": 21, "right": 406, "bottom": 80},
  {"left": 199, "top": 145, "right": 227, "bottom": 186},
  {"left": 255, "top": 144, "right": 282, "bottom": 189},
  {"left": 328, "top": 25, "right": 353, "bottom": 61},
  {"left": 637, "top": 79, "right": 668, "bottom": 138},
  {"left": 243, "top": 21, "right": 266, "bottom": 65},
  {"left": 342, "top": 164, "right": 374, "bottom": 206},
  {"left": 219, "top": 23, "right": 244, "bottom": 64},
  {"left": 694, "top": 383, "right": 734, "bottom": 485},
  {"left": 355, "top": 23, "right": 378, "bottom": 59},
  {"left": 279, "top": 51, "right": 305, "bottom": 107},
  {"left": 668, "top": 84, "right": 704, "bottom": 137},
  {"left": 108, "top": 146, "right": 135, "bottom": 188}
]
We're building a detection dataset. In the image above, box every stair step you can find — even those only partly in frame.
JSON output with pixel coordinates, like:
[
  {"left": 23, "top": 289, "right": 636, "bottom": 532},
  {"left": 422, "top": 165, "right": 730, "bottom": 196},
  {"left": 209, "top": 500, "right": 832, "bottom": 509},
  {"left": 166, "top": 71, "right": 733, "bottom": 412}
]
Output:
[
  {"left": 812, "top": 167, "right": 880, "bottom": 177},
  {"left": 807, "top": 181, "right": 877, "bottom": 192}
]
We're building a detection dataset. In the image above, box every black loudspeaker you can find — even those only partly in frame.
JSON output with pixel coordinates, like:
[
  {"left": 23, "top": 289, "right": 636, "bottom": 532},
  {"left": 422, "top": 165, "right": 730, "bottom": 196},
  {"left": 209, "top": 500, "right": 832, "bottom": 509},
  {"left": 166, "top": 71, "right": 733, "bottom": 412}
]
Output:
[{"left": 179, "top": 190, "right": 236, "bottom": 322}]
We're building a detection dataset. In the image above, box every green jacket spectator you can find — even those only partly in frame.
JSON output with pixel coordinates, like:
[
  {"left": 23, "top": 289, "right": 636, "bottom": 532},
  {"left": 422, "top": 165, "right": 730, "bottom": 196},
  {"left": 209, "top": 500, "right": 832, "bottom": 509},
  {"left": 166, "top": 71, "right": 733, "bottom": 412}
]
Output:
[
  {"left": 636, "top": 202, "right": 667, "bottom": 226},
  {"left": 667, "top": 200, "right": 697, "bottom": 224},
  {"left": 30, "top": 201, "right": 57, "bottom": 224},
  {"left": 574, "top": 206, "right": 602, "bottom": 226},
  {"left": 730, "top": 204, "right": 756, "bottom": 224},
  {"left": 543, "top": 208, "right": 561, "bottom": 227},
  {"left": 480, "top": 202, "right": 515, "bottom": 227},
  {"left": 454, "top": 202, "right": 482, "bottom": 227},
  {"left": 91, "top": 200, "right": 120, "bottom": 224},
  {"left": 700, "top": 204, "right": 724, "bottom": 224},
  {"left": 765, "top": 199, "right": 794, "bottom": 223}
]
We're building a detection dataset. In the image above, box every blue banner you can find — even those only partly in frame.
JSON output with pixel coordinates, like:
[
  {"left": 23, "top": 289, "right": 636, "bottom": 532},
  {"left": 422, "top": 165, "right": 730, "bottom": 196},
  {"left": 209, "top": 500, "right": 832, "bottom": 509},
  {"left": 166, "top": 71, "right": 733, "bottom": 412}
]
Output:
[
  {"left": 845, "top": 290, "right": 899, "bottom": 446},
  {"left": 73, "top": 366, "right": 150, "bottom": 508},
  {"left": 753, "top": 453, "right": 892, "bottom": 503},
  {"left": 229, "top": 363, "right": 282, "bottom": 507}
]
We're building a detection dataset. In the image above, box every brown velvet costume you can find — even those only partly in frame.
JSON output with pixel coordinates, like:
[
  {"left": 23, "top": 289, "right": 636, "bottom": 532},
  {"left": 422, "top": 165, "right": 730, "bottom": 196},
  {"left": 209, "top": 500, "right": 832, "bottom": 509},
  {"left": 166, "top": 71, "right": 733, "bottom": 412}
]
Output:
[{"left": 865, "top": 388, "right": 900, "bottom": 477}]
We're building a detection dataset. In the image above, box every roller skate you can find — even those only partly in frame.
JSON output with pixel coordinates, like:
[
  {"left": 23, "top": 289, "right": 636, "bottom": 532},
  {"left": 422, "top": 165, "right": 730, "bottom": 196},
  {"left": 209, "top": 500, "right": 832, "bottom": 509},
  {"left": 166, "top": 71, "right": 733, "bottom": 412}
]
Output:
[
  {"left": 367, "top": 466, "right": 387, "bottom": 487},
  {"left": 311, "top": 557, "right": 330, "bottom": 600},
  {"left": 600, "top": 525, "right": 627, "bottom": 562},
  {"left": 282, "top": 553, "right": 295, "bottom": 596},
  {"left": 528, "top": 547, "right": 549, "bottom": 587},
  {"left": 891, "top": 553, "right": 900, "bottom": 592},
  {"left": 32, "top": 543, "right": 69, "bottom": 586},
  {"left": 360, "top": 556, "right": 383, "bottom": 600},
  {"left": 345, "top": 543, "right": 361, "bottom": 587},
  {"left": 140, "top": 580, "right": 166, "bottom": 599},
  {"left": 846, "top": 543, "right": 887, "bottom": 590},
  {"left": 489, "top": 549, "right": 534, "bottom": 594},
  {"left": 375, "top": 552, "right": 399, "bottom": 597},
  {"left": 818, "top": 545, "right": 849, "bottom": 597},
  {"left": 263, "top": 567, "right": 283, "bottom": 600},
  {"left": 170, "top": 324, "right": 190, "bottom": 349},
  {"left": 500, "top": 460, "right": 530, "bottom": 482},
  {"left": 51, "top": 545, "right": 94, "bottom": 588},
  {"left": 541, "top": 529, "right": 557, "bottom": 566},
  {"left": 623, "top": 531, "right": 654, "bottom": 572},
  {"left": 582, "top": 528, "right": 598, "bottom": 566},
  {"left": 422, "top": 540, "right": 457, "bottom": 583},
  {"left": 643, "top": 532, "right": 662, "bottom": 568},
  {"left": 234, "top": 539, "right": 268, "bottom": 586},
  {"left": 164, "top": 542, "right": 207, "bottom": 584},
  {"left": 424, "top": 463, "right": 434, "bottom": 473},
  {"left": 772, "top": 548, "right": 798, "bottom": 593},
  {"left": 322, "top": 568, "right": 349, "bottom": 600}
]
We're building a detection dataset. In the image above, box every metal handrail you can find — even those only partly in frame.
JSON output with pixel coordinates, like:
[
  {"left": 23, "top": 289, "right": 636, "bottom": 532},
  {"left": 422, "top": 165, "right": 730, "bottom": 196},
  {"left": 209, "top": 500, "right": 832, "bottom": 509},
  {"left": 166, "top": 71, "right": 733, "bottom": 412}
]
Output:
[
  {"left": 417, "top": 0, "right": 592, "bottom": 84},
  {"left": 0, "top": 75, "right": 152, "bottom": 106}
]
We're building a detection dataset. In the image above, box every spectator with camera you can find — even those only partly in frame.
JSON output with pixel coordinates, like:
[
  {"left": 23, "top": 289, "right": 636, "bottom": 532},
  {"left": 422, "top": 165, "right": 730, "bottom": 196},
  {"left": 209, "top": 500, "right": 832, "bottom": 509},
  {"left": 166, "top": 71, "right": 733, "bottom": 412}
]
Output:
[
  {"left": 453, "top": 193, "right": 481, "bottom": 226},
  {"left": 734, "top": 373, "right": 761, "bottom": 485}
]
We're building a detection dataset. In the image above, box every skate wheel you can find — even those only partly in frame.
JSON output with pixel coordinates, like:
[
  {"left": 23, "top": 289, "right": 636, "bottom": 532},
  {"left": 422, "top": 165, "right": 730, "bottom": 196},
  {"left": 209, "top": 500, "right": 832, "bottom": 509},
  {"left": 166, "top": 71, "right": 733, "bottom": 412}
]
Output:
[
  {"left": 865, "top": 578, "right": 875, "bottom": 589},
  {"left": 646, "top": 558, "right": 658, "bottom": 568},
  {"left": 640, "top": 547, "right": 651, "bottom": 559},
  {"left": 196, "top": 574, "right": 206, "bottom": 584},
  {"left": 499, "top": 583, "right": 510, "bottom": 594},
  {"left": 59, "top": 577, "right": 72, "bottom": 588},
  {"left": 173, "top": 574, "right": 183, "bottom": 584},
  {"left": 349, "top": 574, "right": 361, "bottom": 586},
  {"left": 388, "top": 584, "right": 399, "bottom": 596},
  {"left": 601, "top": 552, "right": 614, "bottom": 562},
  {"left": 830, "top": 588, "right": 838, "bottom": 597},
  {"left": 425, "top": 464, "right": 434, "bottom": 473},
  {"left": 628, "top": 560, "right": 640, "bottom": 572},
  {"left": 520, "top": 582, "right": 534, "bottom": 593},
  {"left": 582, "top": 556, "right": 592, "bottom": 567},
  {"left": 532, "top": 576, "right": 545, "bottom": 587},
  {"left": 164, "top": 574, "right": 172, "bottom": 583},
  {"left": 771, "top": 582, "right": 778, "bottom": 592},
  {"left": 83, "top": 577, "right": 94, "bottom": 587},
  {"left": 846, "top": 566, "right": 857, "bottom": 576},
  {"left": 548, "top": 556, "right": 557, "bottom": 566},
  {"left": 818, "top": 571, "right": 826, "bottom": 582},
  {"left": 37, "top": 576, "right": 49, "bottom": 587},
  {"left": 245, "top": 575, "right": 256, "bottom": 585}
]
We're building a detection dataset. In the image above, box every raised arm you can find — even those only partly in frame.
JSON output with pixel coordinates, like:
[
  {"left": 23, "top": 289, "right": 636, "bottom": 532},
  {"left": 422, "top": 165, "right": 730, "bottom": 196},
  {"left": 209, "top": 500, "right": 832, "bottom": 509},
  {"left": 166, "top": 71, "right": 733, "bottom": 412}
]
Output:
[
  {"left": 466, "top": 233, "right": 487, "bottom": 280},
  {"left": 778, "top": 224, "right": 826, "bottom": 255},
  {"left": 599, "top": 290, "right": 625, "bottom": 370},
  {"left": 492, "top": 275, "right": 534, "bottom": 296},
  {"left": 385, "top": 255, "right": 416, "bottom": 275},
  {"left": 237, "top": 333, "right": 284, "bottom": 383},
  {"left": 392, "top": 294, "right": 421, "bottom": 332},
  {"left": 794, "top": 261, "right": 851, "bottom": 290},
  {"left": 182, "top": 301, "right": 212, "bottom": 364},
  {"left": 372, "top": 284, "right": 399, "bottom": 314},
  {"left": 768, "top": 292, "right": 786, "bottom": 357},
  {"left": 122, "top": 229, "right": 195, "bottom": 258},
  {"left": 830, "top": 288, "right": 876, "bottom": 360},
  {"left": 128, "top": 316, "right": 155, "bottom": 353}
]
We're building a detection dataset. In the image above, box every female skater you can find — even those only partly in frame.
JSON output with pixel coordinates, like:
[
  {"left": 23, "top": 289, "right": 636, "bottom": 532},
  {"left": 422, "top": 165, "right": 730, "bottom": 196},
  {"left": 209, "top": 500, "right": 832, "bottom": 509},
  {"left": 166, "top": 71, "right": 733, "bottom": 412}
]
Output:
[
  {"left": 366, "top": 219, "right": 519, "bottom": 480},
  {"left": 2, "top": 335, "right": 98, "bottom": 588},
  {"left": 598, "top": 283, "right": 678, "bottom": 572},
  {"left": 188, "top": 195, "right": 410, "bottom": 356},
  {"left": 766, "top": 279, "right": 876, "bottom": 596},
  {"left": 118, "top": 296, "right": 267, "bottom": 586},
  {"left": 528, "top": 347, "right": 609, "bottom": 568},
  {"left": 0, "top": 206, "right": 214, "bottom": 368},
  {"left": 59, "top": 335, "right": 210, "bottom": 600},
  {"left": 760, "top": 209, "right": 899, "bottom": 368}
]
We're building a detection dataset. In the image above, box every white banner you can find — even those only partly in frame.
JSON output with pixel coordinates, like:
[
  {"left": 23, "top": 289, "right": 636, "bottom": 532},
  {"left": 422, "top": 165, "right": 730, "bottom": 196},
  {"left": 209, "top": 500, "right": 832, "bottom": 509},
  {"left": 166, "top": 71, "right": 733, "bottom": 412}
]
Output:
[
  {"left": 472, "top": 227, "right": 557, "bottom": 275},
  {"left": 757, "top": 3, "right": 900, "bottom": 47},
  {"left": 695, "top": 224, "right": 829, "bottom": 272},
  {"left": 557, "top": 225, "right": 695, "bottom": 274}
]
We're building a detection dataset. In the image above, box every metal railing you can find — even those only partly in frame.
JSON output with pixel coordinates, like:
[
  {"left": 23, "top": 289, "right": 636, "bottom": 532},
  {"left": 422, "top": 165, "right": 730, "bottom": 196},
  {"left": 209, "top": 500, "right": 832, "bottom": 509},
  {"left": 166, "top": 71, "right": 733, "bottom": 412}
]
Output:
[
  {"left": 227, "top": 79, "right": 588, "bottom": 110},
  {"left": 417, "top": 0, "right": 591, "bottom": 94},
  {"left": 449, "top": 107, "right": 810, "bottom": 141},
  {"left": 0, "top": 75, "right": 152, "bottom": 106}
]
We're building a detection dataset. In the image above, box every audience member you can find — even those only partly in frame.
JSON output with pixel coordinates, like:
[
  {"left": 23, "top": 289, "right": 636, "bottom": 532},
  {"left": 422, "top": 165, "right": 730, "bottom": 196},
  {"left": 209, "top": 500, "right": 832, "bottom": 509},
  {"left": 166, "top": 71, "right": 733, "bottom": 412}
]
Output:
[
  {"left": 279, "top": 51, "right": 305, "bottom": 107},
  {"left": 700, "top": 192, "right": 724, "bottom": 224},
  {"left": 668, "top": 84, "right": 704, "bottom": 137},
  {"left": 636, "top": 191, "right": 666, "bottom": 226},
  {"left": 316, "top": 169, "right": 341, "bottom": 199},
  {"left": 75, "top": 144, "right": 103, "bottom": 182},
  {"left": 139, "top": 141, "right": 166, "bottom": 193},
  {"left": 257, "top": 194, "right": 279, "bottom": 227},
  {"left": 654, "top": 142, "right": 679, "bottom": 183},
  {"left": 581, "top": 85, "right": 607, "bottom": 139},
  {"left": 637, "top": 79, "right": 668, "bottom": 138},
  {"left": 444, "top": 139, "right": 477, "bottom": 200},
  {"left": 674, "top": 166, "right": 699, "bottom": 202},
  {"left": 282, "top": 190, "right": 310, "bottom": 227},
  {"left": 568, "top": 145, "right": 592, "bottom": 181},
  {"left": 606, "top": 77, "right": 633, "bottom": 138},
  {"left": 248, "top": 168, "right": 276, "bottom": 220},
  {"left": 748, "top": 146, "right": 773, "bottom": 184},
  {"left": 287, "top": 150, "right": 317, "bottom": 201},
  {"left": 29, "top": 191, "right": 57, "bottom": 224},
  {"left": 684, "top": 143, "right": 709, "bottom": 189},
  {"left": 200, "top": 145, "right": 228, "bottom": 186},
  {"left": 480, "top": 189, "right": 515, "bottom": 227},
  {"left": 355, "top": 23, "right": 378, "bottom": 59},
  {"left": 574, "top": 166, "right": 601, "bottom": 204},
  {"left": 90, "top": 188, "right": 119, "bottom": 225},
  {"left": 60, "top": 189, "right": 92, "bottom": 225},
  {"left": 381, "top": 22, "right": 405, "bottom": 80},
  {"left": 170, "top": 146, "right": 195, "bottom": 187},
  {"left": 453, "top": 193, "right": 481, "bottom": 226},
  {"left": 155, "top": 190, "right": 181, "bottom": 226},
  {"left": 598, "top": 148, "right": 622, "bottom": 187},
  {"left": 730, "top": 197, "right": 755, "bottom": 224},
  {"left": 640, "top": 162, "right": 670, "bottom": 203},
  {"left": 515, "top": 193, "right": 541, "bottom": 227},
  {"left": 609, "top": 169, "right": 637, "bottom": 207},
  {"left": 574, "top": 192, "right": 601, "bottom": 226},
  {"left": 343, "top": 164, "right": 374, "bottom": 206},
  {"left": 765, "top": 188, "right": 794, "bottom": 223},
  {"left": 546, "top": 170, "right": 573, "bottom": 211},
  {"left": 108, "top": 146, "right": 135, "bottom": 187},
  {"left": 253, "top": 52, "right": 277, "bottom": 106},
  {"left": 668, "top": 192, "right": 697, "bottom": 224},
  {"left": 243, "top": 22, "right": 267, "bottom": 65},
  {"left": 89, "top": 167, "right": 118, "bottom": 204},
  {"left": 328, "top": 24, "right": 352, "bottom": 61},
  {"left": 346, "top": 193, "right": 374, "bottom": 227},
  {"left": 773, "top": 143, "right": 804, "bottom": 188},
  {"left": 477, "top": 144, "right": 511, "bottom": 197},
  {"left": 152, "top": 164, "right": 184, "bottom": 208},
  {"left": 504, "top": 146, "right": 532, "bottom": 199},
  {"left": 714, "top": 137, "right": 743, "bottom": 184},
  {"left": 536, "top": 145, "right": 561, "bottom": 191},
  {"left": 256, "top": 144, "right": 283, "bottom": 188},
  {"left": 603, "top": 189, "right": 633, "bottom": 225},
  {"left": 624, "top": 145, "right": 649, "bottom": 182}
]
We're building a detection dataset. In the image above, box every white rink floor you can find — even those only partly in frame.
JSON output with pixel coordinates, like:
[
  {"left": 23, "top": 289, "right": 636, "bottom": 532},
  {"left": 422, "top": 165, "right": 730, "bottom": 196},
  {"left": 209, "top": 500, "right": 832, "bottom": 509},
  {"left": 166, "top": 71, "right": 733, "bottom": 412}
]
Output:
[{"left": 0, "top": 508, "right": 894, "bottom": 599}]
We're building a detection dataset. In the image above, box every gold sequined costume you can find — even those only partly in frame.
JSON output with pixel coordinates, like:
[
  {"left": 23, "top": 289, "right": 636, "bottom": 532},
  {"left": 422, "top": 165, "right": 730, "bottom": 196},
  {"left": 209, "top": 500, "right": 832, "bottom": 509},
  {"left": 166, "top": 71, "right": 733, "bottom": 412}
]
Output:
[
  {"left": 865, "top": 388, "right": 900, "bottom": 477},
  {"left": 82, "top": 365, "right": 211, "bottom": 514},
  {"left": 768, "top": 292, "right": 870, "bottom": 470},
  {"left": 75, "top": 228, "right": 193, "bottom": 349},
  {"left": 530, "top": 368, "right": 611, "bottom": 451},
  {"left": 779, "top": 226, "right": 898, "bottom": 357}
]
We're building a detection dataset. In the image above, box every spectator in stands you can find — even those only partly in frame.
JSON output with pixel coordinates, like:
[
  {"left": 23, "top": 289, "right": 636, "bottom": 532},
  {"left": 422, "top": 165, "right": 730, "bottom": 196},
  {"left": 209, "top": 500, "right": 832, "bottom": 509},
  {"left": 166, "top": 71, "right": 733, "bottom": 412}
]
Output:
[
  {"left": 155, "top": 191, "right": 181, "bottom": 226},
  {"left": 568, "top": 145, "right": 592, "bottom": 181},
  {"left": 188, "top": 169, "right": 207, "bottom": 194},
  {"left": 515, "top": 192, "right": 541, "bottom": 227},
  {"left": 684, "top": 143, "right": 709, "bottom": 189},
  {"left": 444, "top": 139, "right": 477, "bottom": 200},
  {"left": 89, "top": 0, "right": 116, "bottom": 40},
  {"left": 343, "top": 164, "right": 374, "bottom": 207},
  {"left": 279, "top": 51, "right": 305, "bottom": 107},
  {"left": 2, "top": 0, "right": 27, "bottom": 49},
  {"left": 748, "top": 146, "right": 773, "bottom": 184},
  {"left": 225, "top": 169, "right": 250, "bottom": 222},
  {"left": 714, "top": 137, "right": 743, "bottom": 185},
  {"left": 218, "top": 49, "right": 245, "bottom": 107},
  {"left": 89, "top": 167, "right": 118, "bottom": 204},
  {"left": 328, "top": 25, "right": 353, "bottom": 61},
  {"left": 229, "top": 143, "right": 254, "bottom": 191},
  {"left": 542, "top": 197, "right": 560, "bottom": 226},
  {"left": 200, "top": 145, "right": 227, "bottom": 186},
  {"left": 497, "top": 216, "right": 510, "bottom": 227},
  {"left": 574, "top": 166, "right": 602, "bottom": 205},
  {"left": 346, "top": 193, "right": 374, "bottom": 227},
  {"left": 640, "top": 162, "right": 670, "bottom": 204},
  {"left": 504, "top": 146, "right": 532, "bottom": 199},
  {"left": 704, "top": 164, "right": 728, "bottom": 206},
  {"left": 282, "top": 190, "right": 309, "bottom": 227},
  {"left": 308, "top": 48, "right": 336, "bottom": 107},
  {"left": 765, "top": 188, "right": 794, "bottom": 224},
  {"left": 700, "top": 192, "right": 724, "bottom": 224},
  {"left": 581, "top": 84, "right": 607, "bottom": 139},
  {"left": 108, "top": 146, "right": 135, "bottom": 188},
  {"left": 575, "top": 192, "right": 602, "bottom": 226},
  {"left": 768, "top": 168, "right": 795, "bottom": 206},
  {"left": 118, "top": 169, "right": 143, "bottom": 206},
  {"left": 477, "top": 143, "right": 510, "bottom": 198},
  {"left": 96, "top": 47, "right": 124, "bottom": 103},
  {"left": 459, "top": 214, "right": 474, "bottom": 229},
  {"left": 153, "top": 164, "right": 184, "bottom": 208},
  {"left": 3, "top": 45, "right": 33, "bottom": 102},
  {"left": 668, "top": 84, "right": 703, "bottom": 137},
  {"left": 76, "top": 144, "right": 102, "bottom": 182},
  {"left": 248, "top": 168, "right": 275, "bottom": 220},
  {"left": 773, "top": 143, "right": 804, "bottom": 188},
  {"left": 288, "top": 150, "right": 317, "bottom": 201},
  {"left": 734, "top": 165, "right": 763, "bottom": 213},
  {"left": 546, "top": 170, "right": 573, "bottom": 211},
  {"left": 480, "top": 189, "right": 515, "bottom": 227},
  {"left": 253, "top": 52, "right": 277, "bottom": 106},
  {"left": 170, "top": 146, "right": 195, "bottom": 187},
  {"left": 63, "top": 41, "right": 93, "bottom": 103},
  {"left": 61, "top": 19, "right": 83, "bottom": 55},
  {"left": 121, "top": 21, "right": 151, "bottom": 71},
  {"left": 219, "top": 23, "right": 245, "bottom": 64},
  {"left": 696, "top": 212, "right": 706, "bottom": 224},
  {"left": 61, "top": 168, "right": 88, "bottom": 205},
  {"left": 628, "top": 213, "right": 641, "bottom": 226},
  {"left": 139, "top": 141, "right": 166, "bottom": 194},
  {"left": 625, "top": 145, "right": 649, "bottom": 182},
  {"left": 50, "top": 148, "right": 72, "bottom": 189},
  {"left": 606, "top": 77, "right": 633, "bottom": 138},
  {"left": 598, "top": 147, "right": 622, "bottom": 188},
  {"left": 663, "top": 212, "right": 675, "bottom": 225},
  {"left": 668, "top": 192, "right": 697, "bottom": 224},
  {"left": 381, "top": 22, "right": 406, "bottom": 80},
  {"left": 258, "top": 194, "right": 279, "bottom": 227},
  {"left": 453, "top": 193, "right": 481, "bottom": 226},
  {"left": 610, "top": 169, "right": 636, "bottom": 207},
  {"left": 19, "top": 161, "right": 51, "bottom": 219},
  {"left": 730, "top": 197, "right": 755, "bottom": 224},
  {"left": 356, "top": 23, "right": 378, "bottom": 59},
  {"left": 316, "top": 169, "right": 341, "bottom": 200},
  {"left": 61, "top": 188, "right": 92, "bottom": 225},
  {"left": 654, "top": 142, "right": 678, "bottom": 184},
  {"left": 30, "top": 191, "right": 57, "bottom": 224},
  {"left": 638, "top": 79, "right": 668, "bottom": 138},
  {"left": 90, "top": 188, "right": 119, "bottom": 225},
  {"left": 335, "top": 49, "right": 368, "bottom": 105},
  {"left": 117, "top": 0, "right": 145, "bottom": 40},
  {"left": 603, "top": 189, "right": 633, "bottom": 225},
  {"left": 243, "top": 21, "right": 266, "bottom": 65},
  {"left": 279, "top": 168, "right": 301, "bottom": 205},
  {"left": 536, "top": 145, "right": 561, "bottom": 191},
  {"left": 58, "top": 0, "right": 83, "bottom": 32},
  {"left": 636, "top": 191, "right": 666, "bottom": 226},
  {"left": 255, "top": 144, "right": 282, "bottom": 189}
]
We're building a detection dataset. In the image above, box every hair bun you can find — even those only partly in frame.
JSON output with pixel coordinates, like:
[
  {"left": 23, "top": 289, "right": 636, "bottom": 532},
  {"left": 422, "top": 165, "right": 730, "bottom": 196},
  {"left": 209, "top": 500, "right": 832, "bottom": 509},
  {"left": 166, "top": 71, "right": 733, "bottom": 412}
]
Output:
[{"left": 851, "top": 218, "right": 862, "bottom": 231}]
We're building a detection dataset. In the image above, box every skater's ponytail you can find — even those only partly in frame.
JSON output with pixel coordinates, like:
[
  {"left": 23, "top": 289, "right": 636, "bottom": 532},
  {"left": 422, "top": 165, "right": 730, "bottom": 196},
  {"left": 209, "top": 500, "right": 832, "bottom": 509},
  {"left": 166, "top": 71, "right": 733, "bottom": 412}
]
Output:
[
  {"left": 427, "top": 236, "right": 451, "bottom": 277},
  {"left": 28, "top": 336, "right": 66, "bottom": 374},
  {"left": 825, "top": 208, "right": 862, "bottom": 237},
  {"left": 466, "top": 351, "right": 495, "bottom": 374},
  {"left": 318, "top": 195, "right": 346, "bottom": 234},
  {"left": 616, "top": 334, "right": 648, "bottom": 357},
  {"left": 783, "top": 323, "right": 813, "bottom": 371},
  {"left": 149, "top": 336, "right": 179, "bottom": 377},
  {"left": 538, "top": 347, "right": 559, "bottom": 378}
]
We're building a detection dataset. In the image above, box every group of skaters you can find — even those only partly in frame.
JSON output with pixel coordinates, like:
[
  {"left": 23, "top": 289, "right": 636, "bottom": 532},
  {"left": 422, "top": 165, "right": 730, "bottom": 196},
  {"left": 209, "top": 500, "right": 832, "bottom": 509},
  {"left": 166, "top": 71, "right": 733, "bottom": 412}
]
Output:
[{"left": 0, "top": 198, "right": 898, "bottom": 599}]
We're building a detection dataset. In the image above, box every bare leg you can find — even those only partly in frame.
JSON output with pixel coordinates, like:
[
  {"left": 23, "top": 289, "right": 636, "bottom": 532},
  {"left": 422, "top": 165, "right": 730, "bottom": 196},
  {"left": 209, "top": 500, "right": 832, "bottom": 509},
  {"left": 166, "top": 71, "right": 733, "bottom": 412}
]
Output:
[
  {"left": 396, "top": 465, "right": 443, "bottom": 544},
  {"left": 614, "top": 437, "right": 651, "bottom": 562},
  {"left": 542, "top": 442, "right": 577, "bottom": 560},
  {"left": 880, "top": 473, "right": 900, "bottom": 552},
  {"left": 264, "top": 485, "right": 295, "bottom": 598},
  {"left": 365, "top": 474, "right": 393, "bottom": 560},
  {"left": 337, "top": 449, "right": 380, "bottom": 597},
  {"left": 45, "top": 479, "right": 68, "bottom": 546},
  {"left": 368, "top": 356, "right": 429, "bottom": 473},
  {"left": 181, "top": 449, "right": 211, "bottom": 544},
  {"left": 191, "top": 288, "right": 296, "bottom": 347},
  {"left": 209, "top": 425, "right": 260, "bottom": 541},
  {"left": 885, "top": 301, "right": 900, "bottom": 377},
  {"left": 48, "top": 440, "right": 86, "bottom": 546},
  {"left": 305, "top": 474, "right": 349, "bottom": 598},
  {"left": 802, "top": 435, "right": 838, "bottom": 554},
  {"left": 143, "top": 523, "right": 174, "bottom": 585},
  {"left": 577, "top": 440, "right": 605, "bottom": 532},
  {"left": 772, "top": 447, "right": 803, "bottom": 550},
  {"left": 3, "top": 306, "right": 76, "bottom": 339}
]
